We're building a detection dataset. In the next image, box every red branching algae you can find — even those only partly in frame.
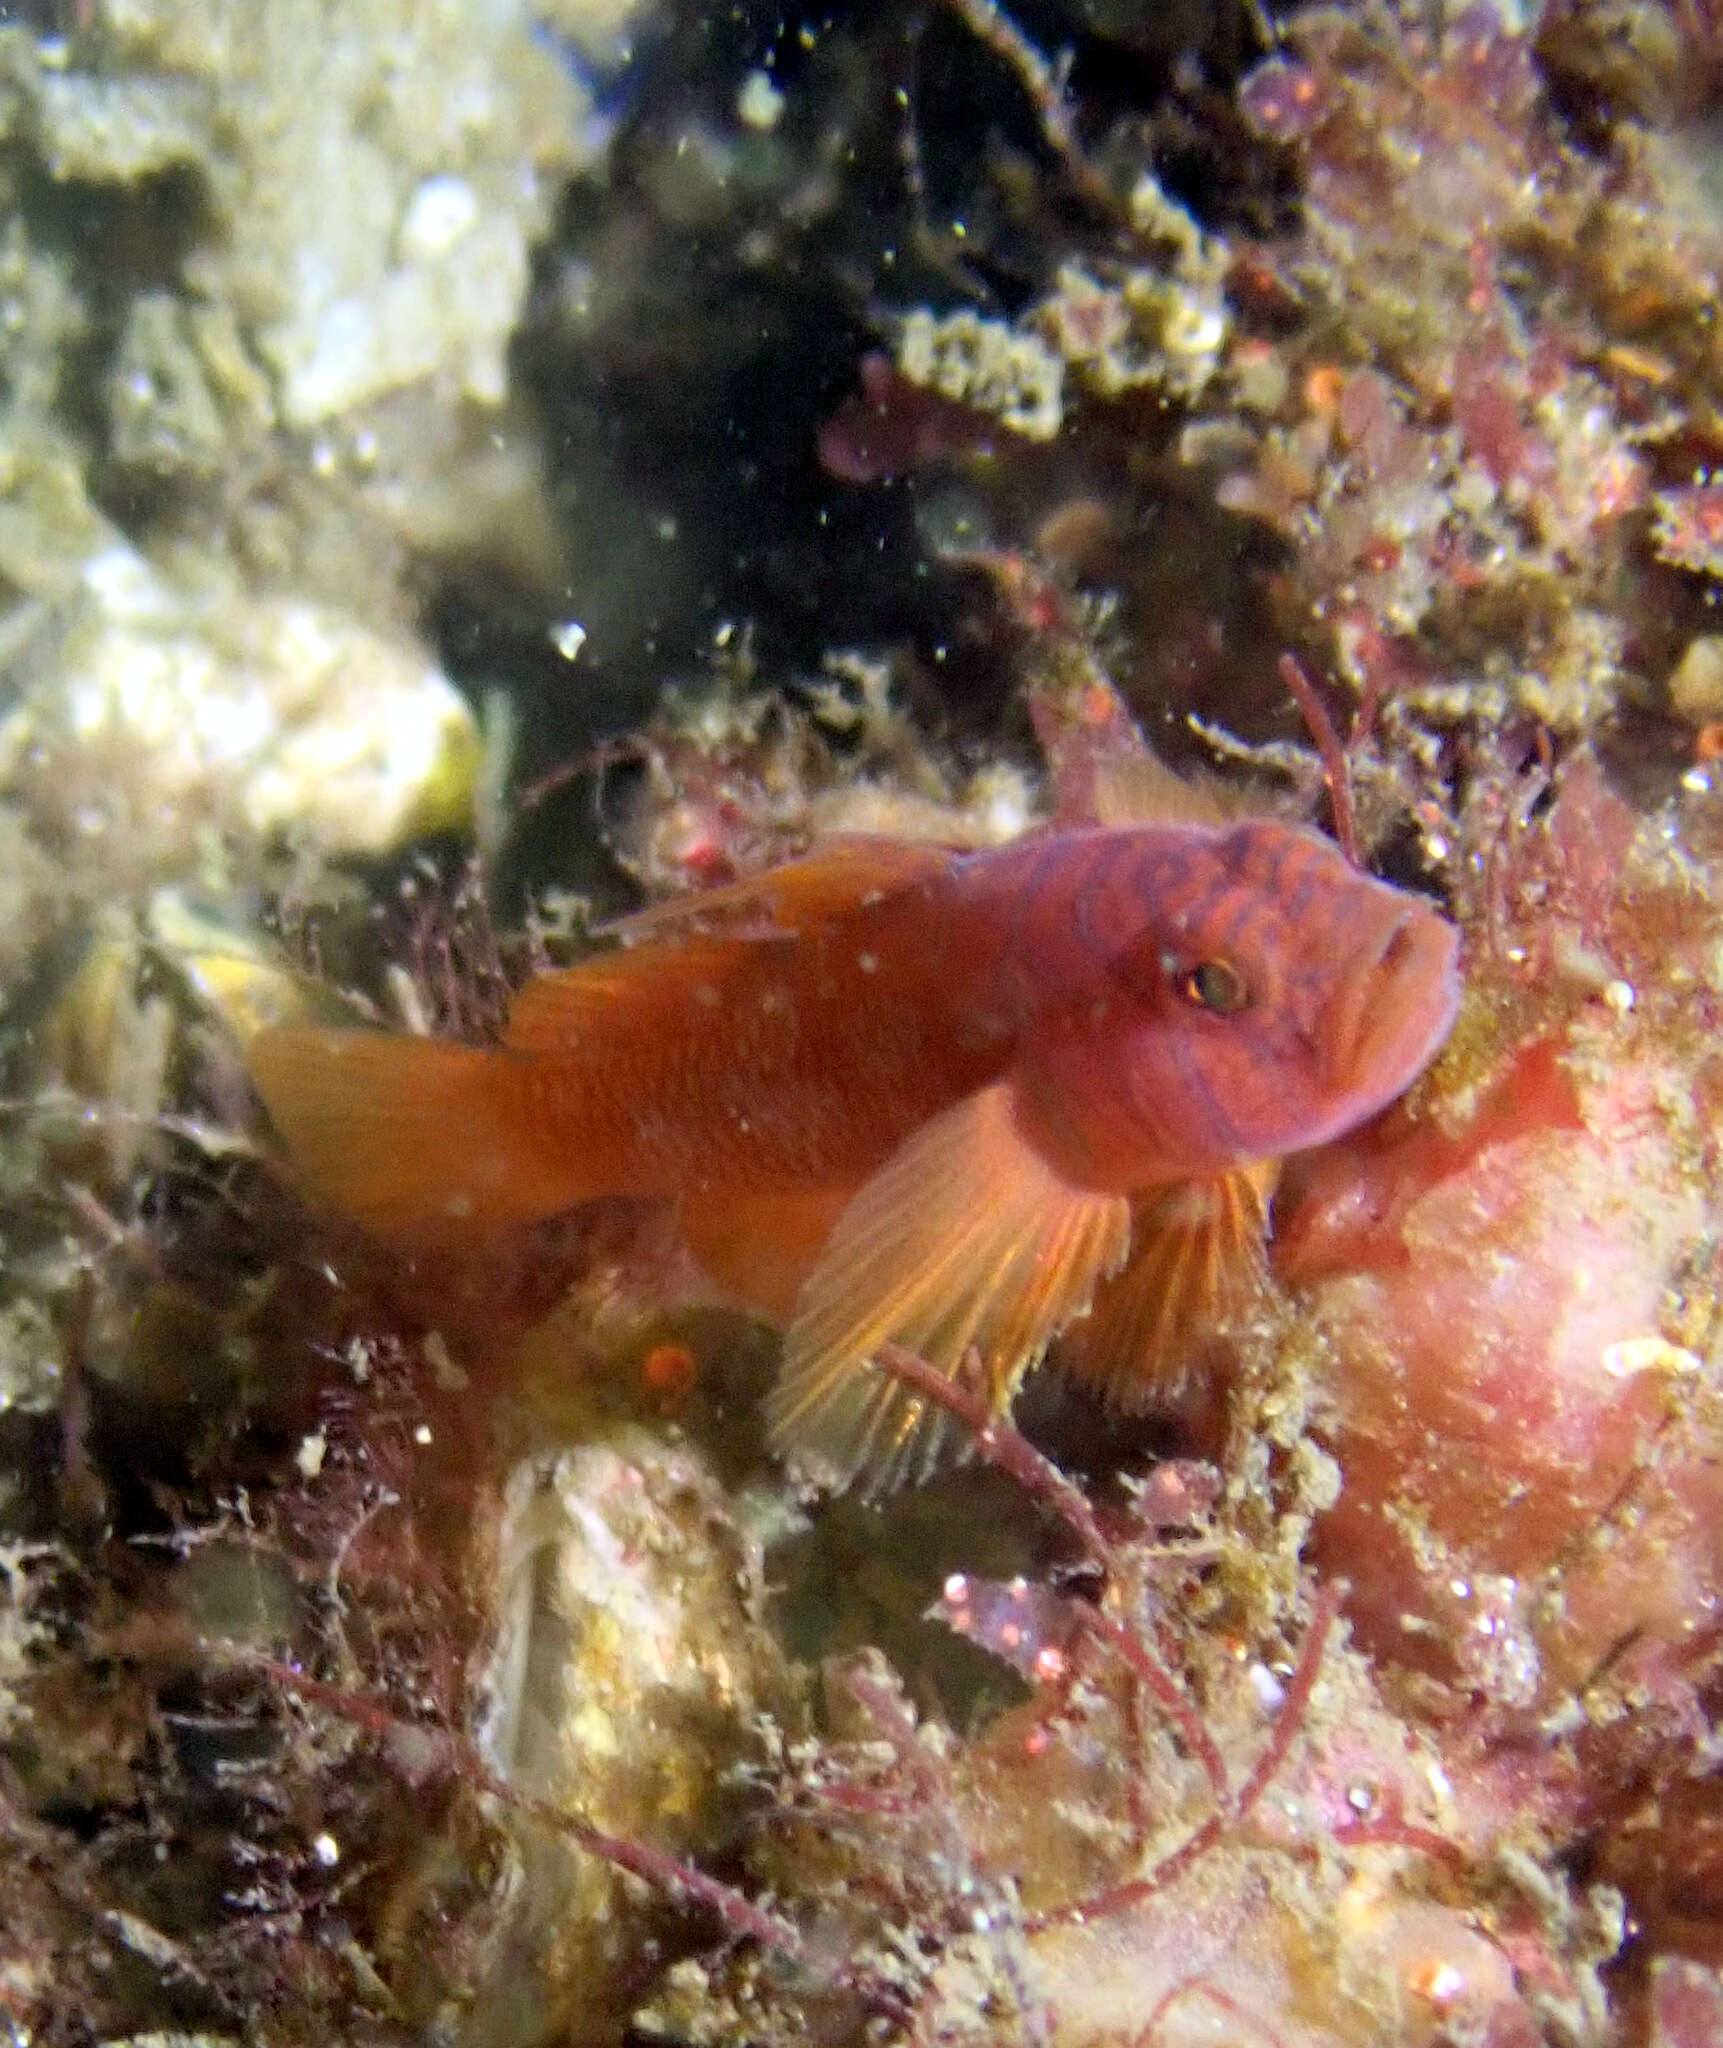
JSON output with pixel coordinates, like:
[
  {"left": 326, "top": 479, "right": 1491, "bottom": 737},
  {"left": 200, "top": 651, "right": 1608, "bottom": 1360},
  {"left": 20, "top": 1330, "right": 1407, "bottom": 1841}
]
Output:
[
  {"left": 1276, "top": 652, "right": 1361, "bottom": 868},
  {"left": 636, "top": 1334, "right": 1614, "bottom": 2045}
]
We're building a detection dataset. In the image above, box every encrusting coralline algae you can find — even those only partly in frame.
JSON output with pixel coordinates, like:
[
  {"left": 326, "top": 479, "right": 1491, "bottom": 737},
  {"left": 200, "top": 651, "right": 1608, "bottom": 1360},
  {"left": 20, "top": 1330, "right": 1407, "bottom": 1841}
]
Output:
[{"left": 5, "top": 3, "right": 1723, "bottom": 2045}]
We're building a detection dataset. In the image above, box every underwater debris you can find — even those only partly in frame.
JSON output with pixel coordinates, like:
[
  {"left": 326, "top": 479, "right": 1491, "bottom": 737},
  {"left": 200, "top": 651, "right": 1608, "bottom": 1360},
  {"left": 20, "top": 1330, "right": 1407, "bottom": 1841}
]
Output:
[{"left": 594, "top": 659, "right": 1034, "bottom": 902}]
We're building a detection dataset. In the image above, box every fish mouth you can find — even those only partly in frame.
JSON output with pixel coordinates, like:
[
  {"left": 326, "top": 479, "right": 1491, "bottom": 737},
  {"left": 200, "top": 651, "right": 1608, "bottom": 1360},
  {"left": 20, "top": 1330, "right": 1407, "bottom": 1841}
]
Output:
[{"left": 1322, "top": 901, "right": 1462, "bottom": 1116}]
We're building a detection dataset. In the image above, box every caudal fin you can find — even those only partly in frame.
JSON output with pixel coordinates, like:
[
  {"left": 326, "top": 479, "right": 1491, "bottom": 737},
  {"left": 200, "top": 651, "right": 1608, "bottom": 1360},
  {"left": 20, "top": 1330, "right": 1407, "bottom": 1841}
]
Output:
[{"left": 248, "top": 1026, "right": 578, "bottom": 1246}]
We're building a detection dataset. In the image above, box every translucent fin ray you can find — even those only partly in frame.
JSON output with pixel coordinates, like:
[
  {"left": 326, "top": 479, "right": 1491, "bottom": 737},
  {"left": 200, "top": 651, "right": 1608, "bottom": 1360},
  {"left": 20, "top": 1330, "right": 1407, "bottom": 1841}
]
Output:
[
  {"left": 1087, "top": 750, "right": 1232, "bottom": 829},
  {"left": 767, "top": 1081, "right": 1130, "bottom": 1495},
  {"left": 597, "top": 838, "right": 952, "bottom": 947},
  {"left": 1056, "top": 1163, "right": 1276, "bottom": 1408}
]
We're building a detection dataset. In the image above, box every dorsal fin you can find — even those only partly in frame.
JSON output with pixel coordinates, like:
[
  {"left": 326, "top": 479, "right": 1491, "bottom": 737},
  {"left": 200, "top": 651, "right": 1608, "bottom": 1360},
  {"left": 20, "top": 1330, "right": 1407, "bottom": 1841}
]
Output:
[
  {"left": 508, "top": 835, "right": 954, "bottom": 1056},
  {"left": 504, "top": 935, "right": 764, "bottom": 1056},
  {"left": 599, "top": 837, "right": 954, "bottom": 947},
  {"left": 1087, "top": 750, "right": 1234, "bottom": 829},
  {"left": 506, "top": 837, "right": 955, "bottom": 1059}
]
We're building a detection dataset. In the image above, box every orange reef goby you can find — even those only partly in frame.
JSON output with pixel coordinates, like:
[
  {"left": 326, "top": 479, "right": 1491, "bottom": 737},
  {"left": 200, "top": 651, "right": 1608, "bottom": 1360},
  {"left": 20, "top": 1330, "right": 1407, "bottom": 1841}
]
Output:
[{"left": 249, "top": 816, "right": 1460, "bottom": 1492}]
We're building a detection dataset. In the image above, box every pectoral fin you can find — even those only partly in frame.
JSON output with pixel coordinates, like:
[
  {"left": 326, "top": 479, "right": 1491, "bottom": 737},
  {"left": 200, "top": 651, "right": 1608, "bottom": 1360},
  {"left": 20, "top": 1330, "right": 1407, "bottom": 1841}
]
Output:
[
  {"left": 767, "top": 1081, "right": 1130, "bottom": 1495},
  {"left": 1055, "top": 1164, "right": 1276, "bottom": 1407}
]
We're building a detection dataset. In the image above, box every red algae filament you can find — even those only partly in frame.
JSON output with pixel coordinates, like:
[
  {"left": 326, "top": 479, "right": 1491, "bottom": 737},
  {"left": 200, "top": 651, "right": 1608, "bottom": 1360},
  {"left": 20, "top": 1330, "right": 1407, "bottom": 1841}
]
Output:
[
  {"left": 1277, "top": 651, "right": 1362, "bottom": 869},
  {"left": 1133, "top": 1981, "right": 1289, "bottom": 2048},
  {"left": 1026, "top": 1583, "right": 1347, "bottom": 1934}
]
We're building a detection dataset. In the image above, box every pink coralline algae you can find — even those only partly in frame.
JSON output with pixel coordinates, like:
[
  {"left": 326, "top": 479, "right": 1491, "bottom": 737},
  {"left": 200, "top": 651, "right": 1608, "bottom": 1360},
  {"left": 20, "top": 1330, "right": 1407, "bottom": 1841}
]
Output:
[{"left": 1221, "top": 7, "right": 1656, "bottom": 735}]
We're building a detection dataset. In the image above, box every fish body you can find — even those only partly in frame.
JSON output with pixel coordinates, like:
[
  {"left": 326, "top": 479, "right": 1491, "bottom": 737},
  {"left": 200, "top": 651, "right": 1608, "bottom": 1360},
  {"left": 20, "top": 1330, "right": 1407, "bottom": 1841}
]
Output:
[{"left": 250, "top": 817, "right": 1460, "bottom": 1490}]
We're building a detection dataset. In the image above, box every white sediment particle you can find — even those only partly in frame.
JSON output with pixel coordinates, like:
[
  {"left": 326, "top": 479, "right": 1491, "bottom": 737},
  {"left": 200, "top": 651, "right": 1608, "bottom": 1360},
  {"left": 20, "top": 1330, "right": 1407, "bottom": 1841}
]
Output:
[
  {"left": 398, "top": 176, "right": 481, "bottom": 262},
  {"left": 423, "top": 1330, "right": 469, "bottom": 1392},
  {"left": 1601, "top": 1334, "right": 1700, "bottom": 1379},
  {"left": 736, "top": 69, "right": 785, "bottom": 131},
  {"left": 80, "top": 541, "right": 175, "bottom": 623},
  {"left": 1423, "top": 1963, "right": 1466, "bottom": 2006},
  {"left": 1248, "top": 1662, "right": 1286, "bottom": 1713}
]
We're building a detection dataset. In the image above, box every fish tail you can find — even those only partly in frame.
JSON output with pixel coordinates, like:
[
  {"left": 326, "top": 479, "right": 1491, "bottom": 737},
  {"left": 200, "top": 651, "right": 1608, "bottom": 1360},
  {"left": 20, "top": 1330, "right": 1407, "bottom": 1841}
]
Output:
[{"left": 249, "top": 1026, "right": 582, "bottom": 1245}]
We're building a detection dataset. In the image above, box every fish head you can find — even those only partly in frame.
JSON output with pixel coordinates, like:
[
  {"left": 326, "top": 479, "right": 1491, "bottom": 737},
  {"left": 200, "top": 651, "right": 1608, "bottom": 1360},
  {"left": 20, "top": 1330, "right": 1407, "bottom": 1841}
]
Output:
[{"left": 1019, "top": 820, "right": 1462, "bottom": 1187}]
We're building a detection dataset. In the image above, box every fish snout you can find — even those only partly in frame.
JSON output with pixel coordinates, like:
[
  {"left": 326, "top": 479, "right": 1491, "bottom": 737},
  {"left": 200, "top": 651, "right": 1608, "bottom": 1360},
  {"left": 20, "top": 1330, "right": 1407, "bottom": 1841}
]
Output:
[{"left": 1322, "top": 899, "right": 1461, "bottom": 1108}]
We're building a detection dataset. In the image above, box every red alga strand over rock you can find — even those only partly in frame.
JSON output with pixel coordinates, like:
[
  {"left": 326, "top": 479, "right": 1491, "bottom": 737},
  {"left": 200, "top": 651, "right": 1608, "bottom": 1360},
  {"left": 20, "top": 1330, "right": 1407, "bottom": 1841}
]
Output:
[
  {"left": 1024, "top": 1582, "right": 1345, "bottom": 1935},
  {"left": 763, "top": 1652, "right": 1015, "bottom": 2034},
  {"left": 245, "top": 1655, "right": 805, "bottom": 1959},
  {"left": 1277, "top": 651, "right": 1362, "bottom": 867},
  {"left": 873, "top": 1341, "right": 1388, "bottom": 1938},
  {"left": 876, "top": 1341, "right": 1111, "bottom": 1567},
  {"left": 1131, "top": 1979, "right": 1291, "bottom": 2048},
  {"left": 950, "top": 543, "right": 1221, "bottom": 827},
  {"left": 876, "top": 1342, "right": 1226, "bottom": 1797},
  {"left": 1468, "top": 736, "right": 1556, "bottom": 968},
  {"left": 1461, "top": 739, "right": 1635, "bottom": 974}
]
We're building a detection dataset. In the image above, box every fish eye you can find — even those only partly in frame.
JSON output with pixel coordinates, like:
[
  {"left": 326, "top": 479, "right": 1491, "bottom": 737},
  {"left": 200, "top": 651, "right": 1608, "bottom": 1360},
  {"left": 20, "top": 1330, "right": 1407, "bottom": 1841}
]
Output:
[{"left": 1180, "top": 959, "right": 1250, "bottom": 1015}]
